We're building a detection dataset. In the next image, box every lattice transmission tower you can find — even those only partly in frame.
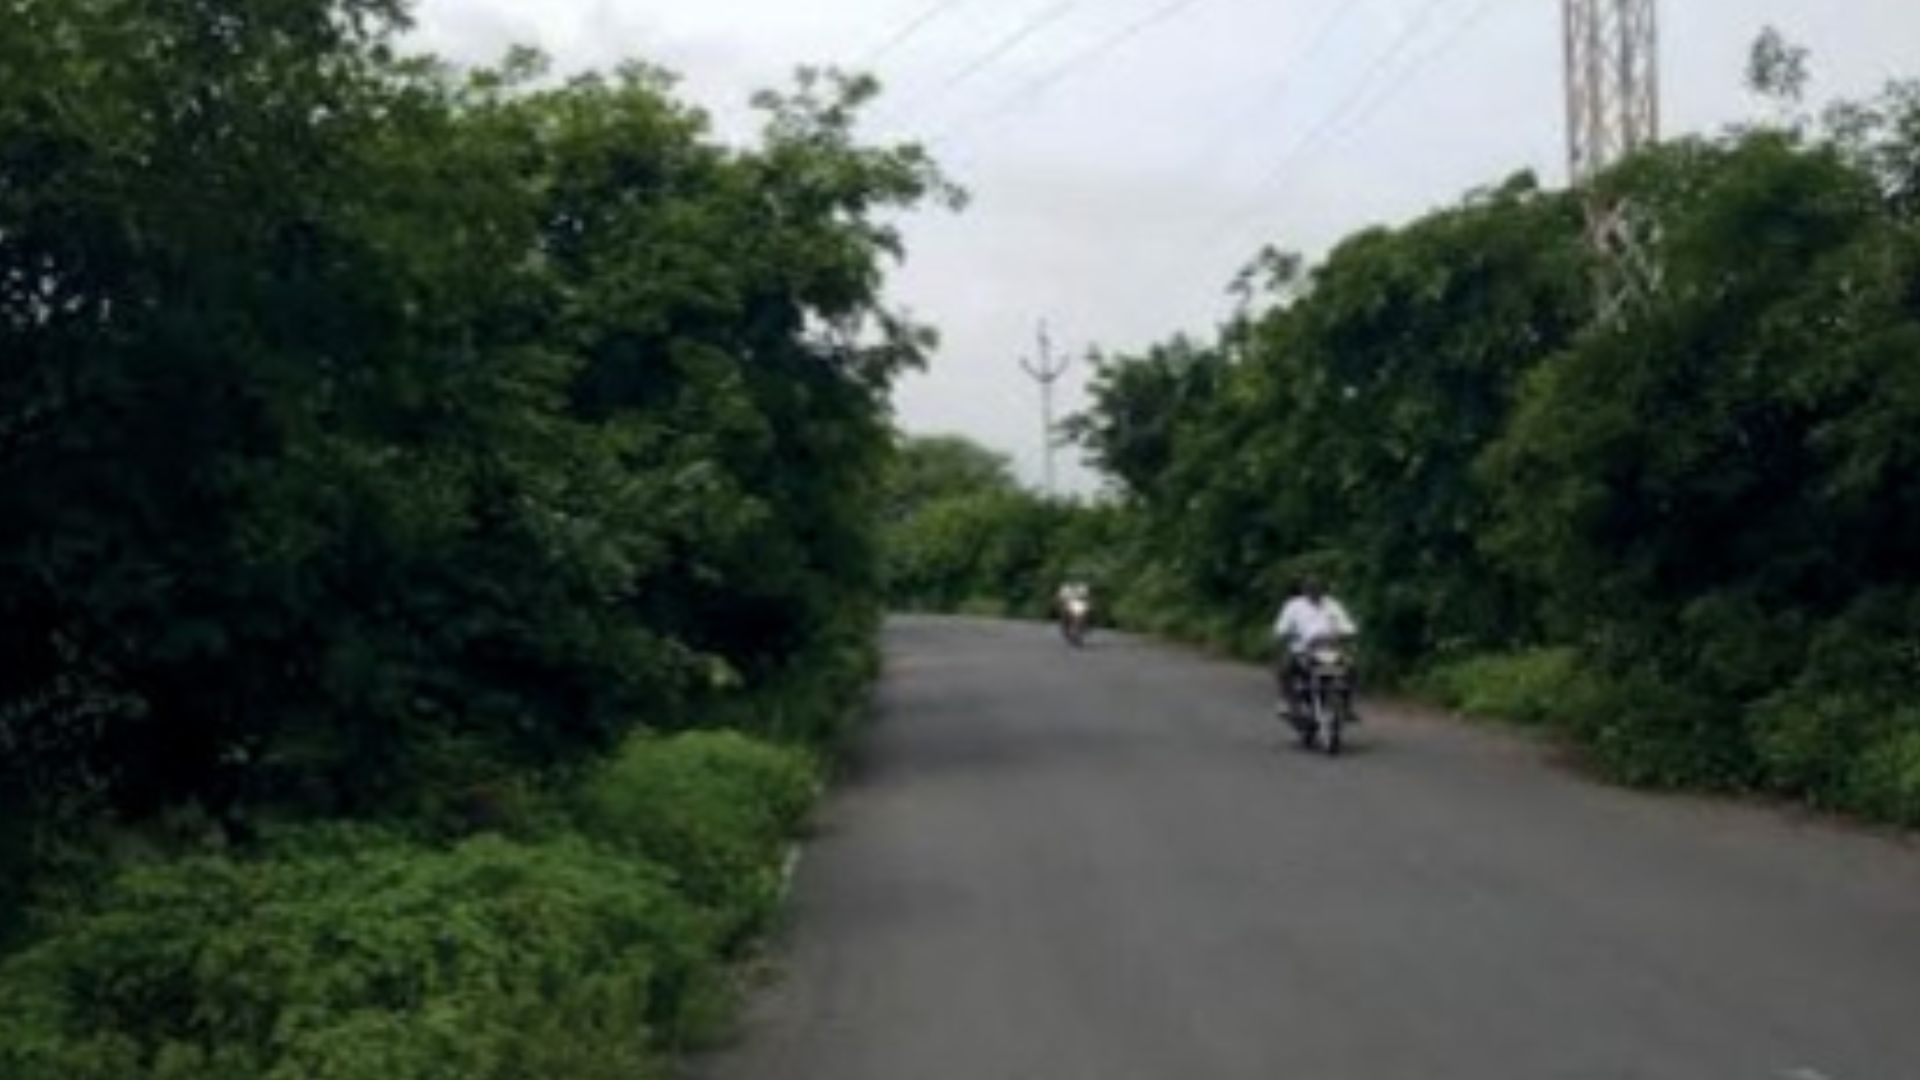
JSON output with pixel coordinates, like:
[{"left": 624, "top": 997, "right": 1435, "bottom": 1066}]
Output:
[{"left": 1564, "top": 0, "right": 1660, "bottom": 319}]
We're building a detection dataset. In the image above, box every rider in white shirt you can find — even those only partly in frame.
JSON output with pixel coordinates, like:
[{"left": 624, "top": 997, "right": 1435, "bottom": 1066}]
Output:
[
  {"left": 1273, "top": 578, "right": 1358, "bottom": 720},
  {"left": 1055, "top": 579, "right": 1090, "bottom": 618},
  {"left": 1273, "top": 579, "right": 1357, "bottom": 652}
]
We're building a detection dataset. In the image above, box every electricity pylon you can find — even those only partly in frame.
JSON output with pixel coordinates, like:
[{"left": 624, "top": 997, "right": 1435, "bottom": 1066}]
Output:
[{"left": 1564, "top": 0, "right": 1661, "bottom": 320}]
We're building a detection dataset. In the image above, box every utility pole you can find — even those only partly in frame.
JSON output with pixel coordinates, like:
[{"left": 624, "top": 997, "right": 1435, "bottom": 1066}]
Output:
[
  {"left": 1019, "top": 321, "right": 1071, "bottom": 498},
  {"left": 1564, "top": 0, "right": 1661, "bottom": 320}
]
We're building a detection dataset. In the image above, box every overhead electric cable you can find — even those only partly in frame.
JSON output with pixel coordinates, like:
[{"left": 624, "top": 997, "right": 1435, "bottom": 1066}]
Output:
[
  {"left": 1306, "top": 0, "right": 1518, "bottom": 162},
  {"left": 860, "top": 0, "right": 974, "bottom": 66},
  {"left": 890, "top": 1, "right": 1080, "bottom": 122},
  {"left": 1234, "top": 0, "right": 1518, "bottom": 227},
  {"left": 1177, "top": 0, "right": 1367, "bottom": 174},
  {"left": 1195, "top": 0, "right": 1458, "bottom": 247},
  {"left": 935, "top": 0, "right": 1211, "bottom": 144},
  {"left": 1163, "top": 0, "right": 1516, "bottom": 320}
]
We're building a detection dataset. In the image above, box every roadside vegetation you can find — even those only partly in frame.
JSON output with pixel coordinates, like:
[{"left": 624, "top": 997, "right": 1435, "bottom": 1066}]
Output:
[
  {"left": 0, "top": 0, "right": 949, "bottom": 1074},
  {"left": 7, "top": 6, "right": 1917, "bottom": 1070},
  {"left": 882, "top": 436, "right": 1126, "bottom": 618},
  {"left": 886, "top": 51, "right": 1920, "bottom": 828}
]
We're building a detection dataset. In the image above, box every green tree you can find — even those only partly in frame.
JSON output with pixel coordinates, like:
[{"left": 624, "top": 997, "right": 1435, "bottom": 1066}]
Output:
[
  {"left": 1483, "top": 105, "right": 1920, "bottom": 800},
  {"left": 0, "top": 0, "right": 950, "bottom": 887},
  {"left": 1075, "top": 172, "right": 1586, "bottom": 664},
  {"left": 1065, "top": 336, "right": 1224, "bottom": 501},
  {"left": 884, "top": 434, "right": 1018, "bottom": 523},
  {"left": 879, "top": 433, "right": 1128, "bottom": 617}
]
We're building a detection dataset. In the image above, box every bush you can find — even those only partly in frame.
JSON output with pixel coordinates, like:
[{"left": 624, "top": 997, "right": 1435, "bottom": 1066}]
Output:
[
  {"left": 696, "top": 621, "right": 880, "bottom": 748},
  {"left": 1850, "top": 726, "right": 1920, "bottom": 826},
  {"left": 1745, "top": 593, "right": 1920, "bottom": 821},
  {"left": 1421, "top": 648, "right": 1587, "bottom": 726},
  {"left": 0, "top": 831, "right": 723, "bottom": 1080},
  {"left": 1570, "top": 673, "right": 1758, "bottom": 792},
  {"left": 1747, "top": 688, "right": 1881, "bottom": 808},
  {"left": 1751, "top": 698, "right": 1920, "bottom": 825},
  {"left": 577, "top": 732, "right": 819, "bottom": 945}
]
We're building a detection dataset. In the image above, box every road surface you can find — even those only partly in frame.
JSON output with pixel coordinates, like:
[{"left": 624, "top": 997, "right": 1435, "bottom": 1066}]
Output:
[{"left": 700, "top": 616, "right": 1920, "bottom": 1080}]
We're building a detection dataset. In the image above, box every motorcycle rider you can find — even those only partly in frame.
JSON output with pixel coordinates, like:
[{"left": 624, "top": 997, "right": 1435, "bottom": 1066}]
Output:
[
  {"left": 1055, "top": 580, "right": 1093, "bottom": 640},
  {"left": 1272, "top": 577, "right": 1358, "bottom": 726}
]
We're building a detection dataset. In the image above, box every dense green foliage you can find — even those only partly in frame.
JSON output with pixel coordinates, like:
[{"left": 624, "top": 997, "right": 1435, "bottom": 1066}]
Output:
[
  {"left": 0, "top": 0, "right": 938, "bottom": 1071},
  {"left": 1101, "top": 171, "right": 1589, "bottom": 670},
  {"left": 880, "top": 435, "right": 1123, "bottom": 617},
  {"left": 1479, "top": 110, "right": 1920, "bottom": 808},
  {"left": 898, "top": 82, "right": 1920, "bottom": 827},
  {"left": 1418, "top": 649, "right": 1591, "bottom": 728},
  {"left": 1, "top": 0, "right": 933, "bottom": 876},
  {"left": 578, "top": 731, "right": 819, "bottom": 946},
  {"left": 0, "top": 734, "right": 818, "bottom": 1080},
  {"left": 881, "top": 433, "right": 1021, "bottom": 522}
]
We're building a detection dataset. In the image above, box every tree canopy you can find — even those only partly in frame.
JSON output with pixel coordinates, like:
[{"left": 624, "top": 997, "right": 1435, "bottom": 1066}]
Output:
[{"left": 0, "top": 0, "right": 949, "bottom": 881}]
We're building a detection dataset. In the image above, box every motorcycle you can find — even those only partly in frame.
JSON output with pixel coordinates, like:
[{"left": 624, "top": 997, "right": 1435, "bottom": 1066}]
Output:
[
  {"left": 1286, "top": 640, "right": 1356, "bottom": 755},
  {"left": 1059, "top": 597, "right": 1091, "bottom": 648}
]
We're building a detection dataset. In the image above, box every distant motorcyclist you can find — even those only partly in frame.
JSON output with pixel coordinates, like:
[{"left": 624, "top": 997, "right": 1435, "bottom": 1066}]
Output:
[
  {"left": 1055, "top": 580, "right": 1093, "bottom": 645},
  {"left": 1272, "top": 578, "right": 1358, "bottom": 724}
]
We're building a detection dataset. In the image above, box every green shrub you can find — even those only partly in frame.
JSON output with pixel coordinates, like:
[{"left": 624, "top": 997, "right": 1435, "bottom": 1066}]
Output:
[
  {"left": 1850, "top": 725, "right": 1920, "bottom": 826},
  {"left": 1748, "top": 696, "right": 1920, "bottom": 825},
  {"left": 577, "top": 732, "right": 819, "bottom": 945},
  {"left": 0, "top": 831, "right": 722, "bottom": 1080},
  {"left": 1422, "top": 648, "right": 1586, "bottom": 726},
  {"left": 1572, "top": 673, "right": 1758, "bottom": 792},
  {"left": 697, "top": 623, "right": 878, "bottom": 748},
  {"left": 1744, "top": 592, "right": 1920, "bottom": 819},
  {"left": 1747, "top": 688, "right": 1879, "bottom": 807}
]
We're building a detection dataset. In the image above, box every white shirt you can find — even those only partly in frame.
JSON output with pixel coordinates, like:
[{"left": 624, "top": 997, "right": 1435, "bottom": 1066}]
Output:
[{"left": 1273, "top": 596, "right": 1357, "bottom": 652}]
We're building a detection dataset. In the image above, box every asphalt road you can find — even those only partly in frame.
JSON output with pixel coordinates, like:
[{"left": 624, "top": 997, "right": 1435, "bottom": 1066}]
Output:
[{"left": 700, "top": 616, "right": 1920, "bottom": 1080}]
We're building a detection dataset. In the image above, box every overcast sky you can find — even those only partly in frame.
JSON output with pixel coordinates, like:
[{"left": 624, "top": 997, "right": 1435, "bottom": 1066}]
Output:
[{"left": 407, "top": 0, "right": 1920, "bottom": 493}]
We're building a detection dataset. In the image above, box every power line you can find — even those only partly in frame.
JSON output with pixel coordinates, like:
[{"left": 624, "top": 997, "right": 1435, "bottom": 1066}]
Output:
[
  {"left": 1176, "top": 0, "right": 1366, "bottom": 176},
  {"left": 1315, "top": 0, "right": 1517, "bottom": 161},
  {"left": 1243, "top": 0, "right": 1458, "bottom": 199},
  {"left": 1195, "top": 0, "right": 1461, "bottom": 248},
  {"left": 1165, "top": 0, "right": 1513, "bottom": 319},
  {"left": 860, "top": 0, "right": 974, "bottom": 67},
  {"left": 934, "top": 0, "right": 1211, "bottom": 145},
  {"left": 889, "top": 1, "right": 1080, "bottom": 123},
  {"left": 1247, "top": 0, "right": 1519, "bottom": 222}
]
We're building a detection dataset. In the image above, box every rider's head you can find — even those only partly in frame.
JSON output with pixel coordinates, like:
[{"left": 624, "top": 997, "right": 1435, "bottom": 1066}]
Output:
[{"left": 1303, "top": 577, "right": 1326, "bottom": 602}]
